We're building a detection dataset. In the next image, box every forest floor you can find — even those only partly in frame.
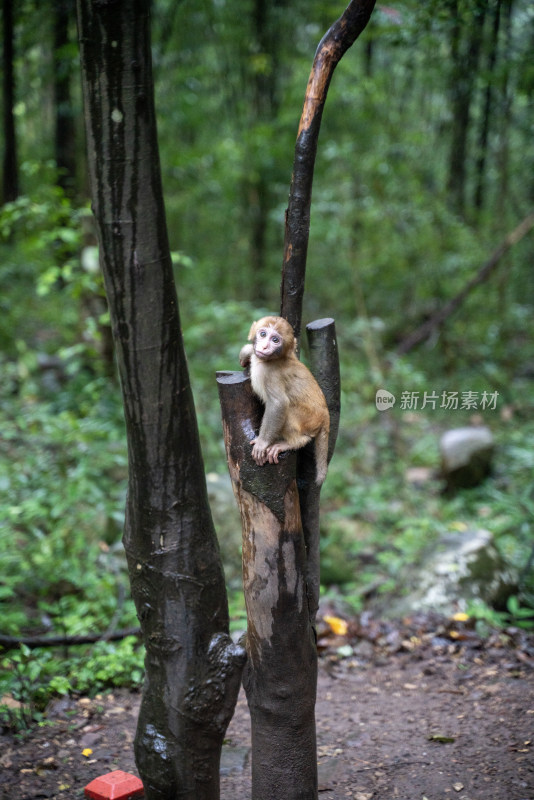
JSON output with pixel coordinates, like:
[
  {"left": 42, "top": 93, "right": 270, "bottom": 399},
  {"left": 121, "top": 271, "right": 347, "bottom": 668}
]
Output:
[{"left": 1, "top": 613, "right": 533, "bottom": 800}]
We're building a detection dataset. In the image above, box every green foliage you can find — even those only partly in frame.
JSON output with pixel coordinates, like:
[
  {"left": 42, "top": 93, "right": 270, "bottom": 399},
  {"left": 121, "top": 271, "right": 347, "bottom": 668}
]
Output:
[
  {"left": 468, "top": 595, "right": 534, "bottom": 634},
  {"left": 0, "top": 357, "right": 139, "bottom": 727},
  {"left": 0, "top": 638, "right": 143, "bottom": 731},
  {"left": 2, "top": 0, "right": 534, "bottom": 728},
  {"left": 0, "top": 171, "right": 107, "bottom": 366}
]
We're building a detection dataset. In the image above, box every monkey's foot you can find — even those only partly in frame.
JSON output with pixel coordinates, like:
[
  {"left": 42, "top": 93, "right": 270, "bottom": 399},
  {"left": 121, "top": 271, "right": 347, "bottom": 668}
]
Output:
[{"left": 265, "top": 442, "right": 290, "bottom": 464}]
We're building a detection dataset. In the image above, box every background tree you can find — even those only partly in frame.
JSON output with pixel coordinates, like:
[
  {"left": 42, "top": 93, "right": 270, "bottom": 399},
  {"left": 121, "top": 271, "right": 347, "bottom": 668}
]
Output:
[
  {"left": 2, "top": 0, "right": 18, "bottom": 202},
  {"left": 446, "top": 0, "right": 488, "bottom": 216},
  {"left": 53, "top": 0, "right": 77, "bottom": 196}
]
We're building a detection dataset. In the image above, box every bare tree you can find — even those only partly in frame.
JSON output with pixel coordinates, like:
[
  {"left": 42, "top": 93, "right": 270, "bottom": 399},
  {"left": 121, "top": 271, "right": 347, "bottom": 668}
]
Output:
[
  {"left": 76, "top": 3, "right": 245, "bottom": 798},
  {"left": 218, "top": 3, "right": 375, "bottom": 798}
]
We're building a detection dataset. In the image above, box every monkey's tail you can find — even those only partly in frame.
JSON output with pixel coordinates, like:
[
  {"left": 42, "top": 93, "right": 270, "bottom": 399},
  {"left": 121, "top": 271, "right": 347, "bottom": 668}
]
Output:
[{"left": 314, "top": 426, "right": 329, "bottom": 486}]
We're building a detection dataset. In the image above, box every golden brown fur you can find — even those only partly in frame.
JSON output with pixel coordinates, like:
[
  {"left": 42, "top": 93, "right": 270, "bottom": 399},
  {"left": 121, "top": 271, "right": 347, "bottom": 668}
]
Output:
[{"left": 239, "top": 316, "right": 330, "bottom": 485}]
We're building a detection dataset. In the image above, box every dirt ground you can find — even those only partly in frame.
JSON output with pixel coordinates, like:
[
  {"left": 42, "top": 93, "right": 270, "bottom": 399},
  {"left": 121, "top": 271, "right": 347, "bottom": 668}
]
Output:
[{"left": 1, "top": 614, "right": 533, "bottom": 800}]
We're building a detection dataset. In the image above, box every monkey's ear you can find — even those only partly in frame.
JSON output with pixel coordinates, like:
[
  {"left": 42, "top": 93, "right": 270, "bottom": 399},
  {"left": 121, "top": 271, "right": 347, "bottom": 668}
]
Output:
[{"left": 247, "top": 321, "right": 258, "bottom": 341}]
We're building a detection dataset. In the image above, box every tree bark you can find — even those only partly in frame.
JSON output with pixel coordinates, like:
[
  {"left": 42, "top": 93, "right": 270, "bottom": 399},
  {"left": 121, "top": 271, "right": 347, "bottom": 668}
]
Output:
[
  {"left": 2, "top": 0, "right": 18, "bottom": 203},
  {"left": 217, "top": 372, "right": 318, "bottom": 800},
  {"left": 298, "top": 319, "right": 341, "bottom": 623},
  {"left": 76, "top": 3, "right": 245, "bottom": 799},
  {"left": 446, "top": 0, "right": 487, "bottom": 215},
  {"left": 217, "top": 5, "right": 373, "bottom": 797},
  {"left": 473, "top": 0, "right": 502, "bottom": 211},
  {"left": 54, "top": 0, "right": 77, "bottom": 195},
  {"left": 217, "top": 320, "right": 340, "bottom": 797},
  {"left": 280, "top": 0, "right": 377, "bottom": 339}
]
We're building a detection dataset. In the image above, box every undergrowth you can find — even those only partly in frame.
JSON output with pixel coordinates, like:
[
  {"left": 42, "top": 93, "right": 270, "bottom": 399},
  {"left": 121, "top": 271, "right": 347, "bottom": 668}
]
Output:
[{"left": 1, "top": 301, "right": 533, "bottom": 731}]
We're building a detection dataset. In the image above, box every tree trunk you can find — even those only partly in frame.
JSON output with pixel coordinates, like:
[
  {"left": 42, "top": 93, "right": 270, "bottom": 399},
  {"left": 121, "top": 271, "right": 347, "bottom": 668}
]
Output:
[
  {"left": 280, "top": 0, "right": 377, "bottom": 339},
  {"left": 446, "top": 0, "right": 487, "bottom": 215},
  {"left": 217, "top": 372, "right": 318, "bottom": 800},
  {"left": 473, "top": 0, "right": 502, "bottom": 211},
  {"left": 496, "top": 0, "right": 513, "bottom": 221},
  {"left": 76, "top": 3, "right": 245, "bottom": 799},
  {"left": 54, "top": 0, "right": 77, "bottom": 195},
  {"left": 298, "top": 318, "right": 341, "bottom": 623},
  {"left": 2, "top": 0, "right": 18, "bottom": 203},
  {"left": 217, "top": 5, "right": 372, "bottom": 798},
  {"left": 217, "top": 319, "right": 340, "bottom": 799},
  {"left": 244, "top": 0, "right": 283, "bottom": 305}
]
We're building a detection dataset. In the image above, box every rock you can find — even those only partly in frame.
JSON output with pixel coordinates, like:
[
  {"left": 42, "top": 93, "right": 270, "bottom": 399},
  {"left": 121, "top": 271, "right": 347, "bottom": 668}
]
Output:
[
  {"left": 440, "top": 427, "right": 494, "bottom": 490},
  {"left": 389, "top": 529, "right": 517, "bottom": 617}
]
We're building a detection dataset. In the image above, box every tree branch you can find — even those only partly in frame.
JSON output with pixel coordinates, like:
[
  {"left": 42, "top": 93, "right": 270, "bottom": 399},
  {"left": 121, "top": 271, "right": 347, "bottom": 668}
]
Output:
[
  {"left": 397, "top": 210, "right": 534, "bottom": 355},
  {"left": 0, "top": 627, "right": 141, "bottom": 651},
  {"left": 280, "top": 0, "right": 377, "bottom": 338}
]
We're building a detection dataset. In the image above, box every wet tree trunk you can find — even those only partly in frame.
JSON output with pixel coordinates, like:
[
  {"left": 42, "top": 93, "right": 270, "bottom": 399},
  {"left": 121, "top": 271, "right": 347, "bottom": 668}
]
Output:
[
  {"left": 217, "top": 321, "right": 340, "bottom": 799},
  {"left": 218, "top": 4, "right": 373, "bottom": 798},
  {"left": 298, "top": 318, "right": 341, "bottom": 623},
  {"left": 76, "top": 3, "right": 245, "bottom": 799},
  {"left": 280, "top": 0, "right": 377, "bottom": 339},
  {"left": 217, "top": 372, "right": 318, "bottom": 799}
]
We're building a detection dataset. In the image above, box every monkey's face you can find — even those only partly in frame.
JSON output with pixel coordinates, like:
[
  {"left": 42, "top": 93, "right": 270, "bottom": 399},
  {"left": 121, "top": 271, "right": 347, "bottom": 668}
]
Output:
[
  {"left": 253, "top": 324, "right": 285, "bottom": 361},
  {"left": 248, "top": 316, "right": 296, "bottom": 361}
]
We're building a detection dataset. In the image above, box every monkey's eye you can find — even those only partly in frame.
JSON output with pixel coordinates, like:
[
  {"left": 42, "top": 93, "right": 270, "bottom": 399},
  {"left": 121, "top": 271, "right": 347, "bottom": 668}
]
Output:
[
  {"left": 259, "top": 330, "right": 267, "bottom": 337},
  {"left": 272, "top": 336, "right": 280, "bottom": 344}
]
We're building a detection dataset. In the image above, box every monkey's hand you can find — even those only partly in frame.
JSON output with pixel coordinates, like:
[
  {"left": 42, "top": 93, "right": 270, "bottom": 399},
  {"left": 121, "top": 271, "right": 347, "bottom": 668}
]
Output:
[
  {"left": 239, "top": 344, "right": 253, "bottom": 368},
  {"left": 250, "top": 437, "right": 269, "bottom": 465}
]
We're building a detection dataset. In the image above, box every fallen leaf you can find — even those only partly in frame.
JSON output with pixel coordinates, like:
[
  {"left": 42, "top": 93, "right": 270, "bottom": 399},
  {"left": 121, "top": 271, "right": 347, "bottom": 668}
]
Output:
[
  {"left": 78, "top": 697, "right": 92, "bottom": 706},
  {"left": 428, "top": 734, "right": 456, "bottom": 743},
  {"left": 453, "top": 782, "right": 464, "bottom": 791},
  {"left": 324, "top": 615, "right": 348, "bottom": 636},
  {"left": 39, "top": 756, "right": 58, "bottom": 770},
  {"left": 82, "top": 748, "right": 93, "bottom": 757},
  {"left": 452, "top": 612, "right": 469, "bottom": 622}
]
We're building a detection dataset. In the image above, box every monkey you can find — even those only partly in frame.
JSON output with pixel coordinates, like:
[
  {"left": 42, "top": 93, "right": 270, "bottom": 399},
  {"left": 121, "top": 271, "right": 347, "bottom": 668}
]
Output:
[{"left": 239, "top": 316, "right": 330, "bottom": 485}]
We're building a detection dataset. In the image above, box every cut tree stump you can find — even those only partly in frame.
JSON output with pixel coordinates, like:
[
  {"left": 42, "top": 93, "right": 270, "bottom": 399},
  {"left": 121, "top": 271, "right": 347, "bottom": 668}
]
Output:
[
  {"left": 216, "top": 318, "right": 339, "bottom": 800},
  {"left": 217, "top": 371, "right": 318, "bottom": 800}
]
